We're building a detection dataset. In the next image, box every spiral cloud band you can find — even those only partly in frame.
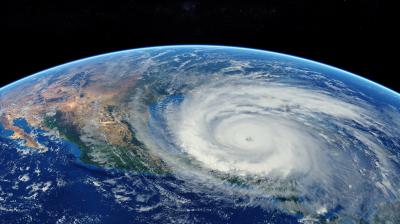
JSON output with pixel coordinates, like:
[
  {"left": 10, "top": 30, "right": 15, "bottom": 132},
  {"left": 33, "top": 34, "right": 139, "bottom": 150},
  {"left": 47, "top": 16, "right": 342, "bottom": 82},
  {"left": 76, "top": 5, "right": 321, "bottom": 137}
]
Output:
[
  {"left": 167, "top": 82, "right": 349, "bottom": 177},
  {"left": 122, "top": 48, "right": 400, "bottom": 221},
  {"left": 132, "top": 73, "right": 400, "bottom": 217}
]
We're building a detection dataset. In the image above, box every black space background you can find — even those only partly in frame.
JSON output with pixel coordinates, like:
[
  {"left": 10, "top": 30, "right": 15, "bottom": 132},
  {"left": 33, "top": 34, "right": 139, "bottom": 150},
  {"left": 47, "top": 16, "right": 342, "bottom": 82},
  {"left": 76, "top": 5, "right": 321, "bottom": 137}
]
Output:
[{"left": 4, "top": 1, "right": 398, "bottom": 93}]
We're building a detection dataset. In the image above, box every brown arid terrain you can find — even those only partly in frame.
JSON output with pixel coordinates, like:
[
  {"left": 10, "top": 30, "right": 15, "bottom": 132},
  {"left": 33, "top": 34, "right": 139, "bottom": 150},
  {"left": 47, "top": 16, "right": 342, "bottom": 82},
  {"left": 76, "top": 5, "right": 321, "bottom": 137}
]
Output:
[{"left": 0, "top": 53, "right": 167, "bottom": 173}]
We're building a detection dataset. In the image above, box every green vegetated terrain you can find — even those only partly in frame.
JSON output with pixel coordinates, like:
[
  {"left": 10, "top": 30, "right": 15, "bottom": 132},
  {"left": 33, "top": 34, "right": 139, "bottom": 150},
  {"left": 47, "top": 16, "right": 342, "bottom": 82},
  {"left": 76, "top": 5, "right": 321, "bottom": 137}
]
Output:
[{"left": 43, "top": 111, "right": 168, "bottom": 174}]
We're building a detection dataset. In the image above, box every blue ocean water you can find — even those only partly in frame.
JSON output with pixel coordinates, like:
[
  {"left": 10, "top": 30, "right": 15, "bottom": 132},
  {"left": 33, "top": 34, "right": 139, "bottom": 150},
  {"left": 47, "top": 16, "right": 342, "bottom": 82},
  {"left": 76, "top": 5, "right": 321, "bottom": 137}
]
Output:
[{"left": 0, "top": 123, "right": 13, "bottom": 138}]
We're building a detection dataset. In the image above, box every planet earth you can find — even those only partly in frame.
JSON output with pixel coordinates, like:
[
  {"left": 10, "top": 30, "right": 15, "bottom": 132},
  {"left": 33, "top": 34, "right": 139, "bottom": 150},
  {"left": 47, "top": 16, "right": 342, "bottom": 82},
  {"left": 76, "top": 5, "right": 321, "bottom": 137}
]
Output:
[{"left": 0, "top": 45, "right": 399, "bottom": 223}]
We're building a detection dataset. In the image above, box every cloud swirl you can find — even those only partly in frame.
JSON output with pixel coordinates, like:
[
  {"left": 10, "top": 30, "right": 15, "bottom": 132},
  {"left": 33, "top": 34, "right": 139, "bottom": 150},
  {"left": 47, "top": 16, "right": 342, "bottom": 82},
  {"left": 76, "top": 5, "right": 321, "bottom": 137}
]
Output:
[{"left": 123, "top": 52, "right": 400, "bottom": 220}]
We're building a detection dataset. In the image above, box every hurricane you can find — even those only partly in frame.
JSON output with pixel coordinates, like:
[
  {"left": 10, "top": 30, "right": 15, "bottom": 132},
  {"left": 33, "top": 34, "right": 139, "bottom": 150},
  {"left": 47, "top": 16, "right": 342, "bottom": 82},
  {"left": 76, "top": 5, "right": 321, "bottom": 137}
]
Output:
[
  {"left": 124, "top": 55, "right": 400, "bottom": 220},
  {"left": 163, "top": 82, "right": 359, "bottom": 177}
]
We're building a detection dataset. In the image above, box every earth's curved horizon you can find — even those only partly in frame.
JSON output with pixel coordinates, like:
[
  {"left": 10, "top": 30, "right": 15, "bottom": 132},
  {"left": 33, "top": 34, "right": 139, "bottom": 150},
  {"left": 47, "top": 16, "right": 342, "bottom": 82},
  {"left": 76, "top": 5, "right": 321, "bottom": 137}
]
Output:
[
  {"left": 1, "top": 45, "right": 399, "bottom": 223},
  {"left": 3, "top": 45, "right": 400, "bottom": 98}
]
